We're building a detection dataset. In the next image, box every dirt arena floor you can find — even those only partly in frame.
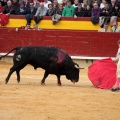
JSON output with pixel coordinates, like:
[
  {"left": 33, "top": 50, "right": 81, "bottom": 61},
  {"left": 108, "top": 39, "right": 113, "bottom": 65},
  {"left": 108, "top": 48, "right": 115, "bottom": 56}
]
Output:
[{"left": 0, "top": 61, "right": 120, "bottom": 120}]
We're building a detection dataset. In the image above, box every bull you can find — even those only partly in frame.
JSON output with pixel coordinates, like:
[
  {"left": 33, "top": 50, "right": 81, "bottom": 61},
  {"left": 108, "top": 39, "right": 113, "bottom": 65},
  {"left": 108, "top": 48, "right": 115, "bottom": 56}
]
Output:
[{"left": 0, "top": 46, "right": 83, "bottom": 85}]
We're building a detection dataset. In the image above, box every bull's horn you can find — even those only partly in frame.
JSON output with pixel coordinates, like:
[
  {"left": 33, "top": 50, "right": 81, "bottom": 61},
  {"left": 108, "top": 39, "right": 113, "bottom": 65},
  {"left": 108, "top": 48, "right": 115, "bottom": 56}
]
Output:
[
  {"left": 80, "top": 68, "right": 84, "bottom": 69},
  {"left": 74, "top": 64, "right": 80, "bottom": 69}
]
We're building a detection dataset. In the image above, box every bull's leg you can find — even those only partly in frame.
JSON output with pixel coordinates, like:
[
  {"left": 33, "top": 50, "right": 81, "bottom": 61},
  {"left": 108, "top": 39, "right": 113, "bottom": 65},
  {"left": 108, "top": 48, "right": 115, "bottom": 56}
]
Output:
[
  {"left": 41, "top": 71, "right": 49, "bottom": 85},
  {"left": 16, "top": 70, "right": 20, "bottom": 83},
  {"left": 57, "top": 75, "right": 61, "bottom": 86},
  {"left": 5, "top": 67, "right": 16, "bottom": 84},
  {"left": 6, "top": 64, "right": 27, "bottom": 84}
]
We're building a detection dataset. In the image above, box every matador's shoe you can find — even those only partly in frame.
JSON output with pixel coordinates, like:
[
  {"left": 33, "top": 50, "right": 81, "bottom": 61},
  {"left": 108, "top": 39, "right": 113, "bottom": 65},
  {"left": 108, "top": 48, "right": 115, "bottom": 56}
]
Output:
[{"left": 111, "top": 87, "right": 120, "bottom": 92}]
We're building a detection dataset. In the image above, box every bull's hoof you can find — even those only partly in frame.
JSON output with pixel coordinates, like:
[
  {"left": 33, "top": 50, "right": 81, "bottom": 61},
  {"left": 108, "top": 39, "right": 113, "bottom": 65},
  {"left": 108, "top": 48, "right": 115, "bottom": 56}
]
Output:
[
  {"left": 41, "top": 82, "right": 45, "bottom": 85},
  {"left": 58, "top": 83, "right": 62, "bottom": 86},
  {"left": 17, "top": 79, "right": 20, "bottom": 83},
  {"left": 5, "top": 80, "right": 8, "bottom": 84}
]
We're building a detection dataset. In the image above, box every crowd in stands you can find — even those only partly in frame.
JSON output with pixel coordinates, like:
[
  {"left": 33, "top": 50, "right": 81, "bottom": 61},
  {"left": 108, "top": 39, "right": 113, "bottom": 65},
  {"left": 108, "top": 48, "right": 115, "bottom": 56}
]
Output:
[{"left": 0, "top": 0, "right": 120, "bottom": 30}]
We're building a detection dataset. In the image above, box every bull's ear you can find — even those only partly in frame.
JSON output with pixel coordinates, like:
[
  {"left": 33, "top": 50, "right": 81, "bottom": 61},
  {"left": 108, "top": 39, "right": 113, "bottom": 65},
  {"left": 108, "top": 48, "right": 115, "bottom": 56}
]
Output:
[{"left": 74, "top": 64, "right": 80, "bottom": 69}]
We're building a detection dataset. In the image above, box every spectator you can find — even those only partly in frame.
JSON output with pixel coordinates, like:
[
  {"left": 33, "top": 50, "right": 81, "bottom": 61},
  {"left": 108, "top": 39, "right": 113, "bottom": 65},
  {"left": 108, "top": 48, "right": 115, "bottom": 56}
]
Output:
[
  {"left": 74, "top": 3, "right": 84, "bottom": 18},
  {"left": 62, "top": 0, "right": 74, "bottom": 17},
  {"left": 43, "top": 0, "right": 51, "bottom": 9},
  {"left": 98, "top": 24, "right": 109, "bottom": 32},
  {"left": 52, "top": 4, "right": 63, "bottom": 24},
  {"left": 70, "top": 0, "right": 75, "bottom": 4},
  {"left": 11, "top": 0, "right": 19, "bottom": 14},
  {"left": 56, "top": 3, "right": 63, "bottom": 15},
  {"left": 34, "top": 2, "right": 47, "bottom": 25},
  {"left": 25, "top": 24, "right": 31, "bottom": 29},
  {"left": 46, "top": 4, "right": 54, "bottom": 16},
  {"left": 100, "top": 2, "right": 112, "bottom": 27},
  {"left": 2, "top": 0, "right": 13, "bottom": 15},
  {"left": 82, "top": 0, "right": 88, "bottom": 8},
  {"left": 23, "top": 0, "right": 30, "bottom": 9},
  {"left": 88, "top": 0, "right": 93, "bottom": 5},
  {"left": 111, "top": 21, "right": 120, "bottom": 32},
  {"left": 53, "top": 0, "right": 59, "bottom": 9},
  {"left": 111, "top": 3, "right": 120, "bottom": 17},
  {"left": 91, "top": 2, "right": 101, "bottom": 24},
  {"left": 33, "top": 0, "right": 40, "bottom": 9},
  {"left": 109, "top": 0, "right": 116, "bottom": 9},
  {"left": 62, "top": 0, "right": 67, "bottom": 7},
  {"left": 16, "top": 2, "right": 27, "bottom": 15},
  {"left": 83, "top": 3, "right": 91, "bottom": 17},
  {"left": 53, "top": 0, "right": 59, "bottom": 14},
  {"left": 0, "top": 1, "right": 4, "bottom": 13},
  {"left": 25, "top": 2, "right": 37, "bottom": 25},
  {"left": 105, "top": 0, "right": 111, "bottom": 4},
  {"left": 73, "top": 0, "right": 79, "bottom": 8},
  {"left": 100, "top": 0, "right": 106, "bottom": 9},
  {"left": 117, "top": 0, "right": 120, "bottom": 8},
  {"left": 1, "top": 0, "right": 7, "bottom": 6},
  {"left": 92, "top": 0, "right": 101, "bottom": 6},
  {"left": 58, "top": 0, "right": 63, "bottom": 4},
  {"left": 79, "top": 0, "right": 83, "bottom": 3},
  {"left": 33, "top": 23, "right": 39, "bottom": 30},
  {"left": 110, "top": 3, "right": 120, "bottom": 25}
]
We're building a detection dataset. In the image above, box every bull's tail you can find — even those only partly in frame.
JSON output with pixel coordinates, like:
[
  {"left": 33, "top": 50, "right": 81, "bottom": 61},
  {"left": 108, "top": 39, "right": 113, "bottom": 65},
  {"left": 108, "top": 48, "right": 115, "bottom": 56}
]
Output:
[{"left": 0, "top": 47, "right": 21, "bottom": 60}]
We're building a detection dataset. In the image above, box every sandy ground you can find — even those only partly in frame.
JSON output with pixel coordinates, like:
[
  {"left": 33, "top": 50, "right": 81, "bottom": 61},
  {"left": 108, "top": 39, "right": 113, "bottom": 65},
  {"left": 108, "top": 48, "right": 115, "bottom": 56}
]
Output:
[{"left": 0, "top": 62, "right": 120, "bottom": 120}]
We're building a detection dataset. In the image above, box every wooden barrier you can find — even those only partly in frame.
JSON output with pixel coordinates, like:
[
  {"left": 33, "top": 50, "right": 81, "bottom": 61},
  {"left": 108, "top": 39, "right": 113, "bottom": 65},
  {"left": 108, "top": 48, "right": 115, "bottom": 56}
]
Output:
[{"left": 0, "top": 28, "right": 119, "bottom": 57}]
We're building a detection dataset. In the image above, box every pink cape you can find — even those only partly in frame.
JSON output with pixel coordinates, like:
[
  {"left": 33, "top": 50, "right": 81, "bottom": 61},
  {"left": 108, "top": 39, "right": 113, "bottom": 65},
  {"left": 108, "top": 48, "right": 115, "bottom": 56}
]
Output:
[{"left": 88, "top": 58, "right": 117, "bottom": 89}]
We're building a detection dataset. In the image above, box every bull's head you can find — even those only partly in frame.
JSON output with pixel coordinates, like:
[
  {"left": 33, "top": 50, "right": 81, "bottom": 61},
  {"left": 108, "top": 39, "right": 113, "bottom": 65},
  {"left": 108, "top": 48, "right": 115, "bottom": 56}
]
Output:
[{"left": 66, "top": 63, "right": 84, "bottom": 83}]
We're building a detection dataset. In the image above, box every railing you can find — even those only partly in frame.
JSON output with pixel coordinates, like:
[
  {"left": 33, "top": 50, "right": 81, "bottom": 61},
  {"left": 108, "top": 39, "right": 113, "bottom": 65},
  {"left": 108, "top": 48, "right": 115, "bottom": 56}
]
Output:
[{"left": 2, "top": 15, "right": 120, "bottom": 30}]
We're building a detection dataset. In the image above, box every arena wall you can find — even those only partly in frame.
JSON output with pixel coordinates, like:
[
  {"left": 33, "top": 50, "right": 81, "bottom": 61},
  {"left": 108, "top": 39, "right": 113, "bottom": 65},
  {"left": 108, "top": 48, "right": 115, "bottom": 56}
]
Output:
[{"left": 0, "top": 28, "right": 119, "bottom": 57}]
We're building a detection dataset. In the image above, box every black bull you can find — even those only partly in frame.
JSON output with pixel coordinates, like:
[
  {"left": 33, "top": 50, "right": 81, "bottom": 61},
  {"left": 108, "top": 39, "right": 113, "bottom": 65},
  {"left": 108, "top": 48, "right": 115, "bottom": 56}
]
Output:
[{"left": 0, "top": 46, "right": 83, "bottom": 85}]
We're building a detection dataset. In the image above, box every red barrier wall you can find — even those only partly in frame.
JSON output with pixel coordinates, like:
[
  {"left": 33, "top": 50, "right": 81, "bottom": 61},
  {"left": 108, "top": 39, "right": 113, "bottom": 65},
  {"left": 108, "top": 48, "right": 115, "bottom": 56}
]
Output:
[{"left": 0, "top": 28, "right": 119, "bottom": 57}]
